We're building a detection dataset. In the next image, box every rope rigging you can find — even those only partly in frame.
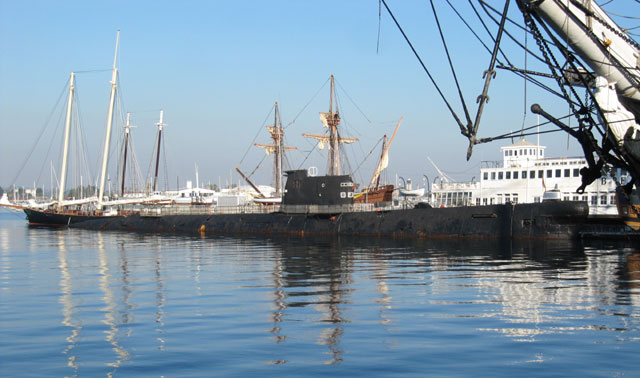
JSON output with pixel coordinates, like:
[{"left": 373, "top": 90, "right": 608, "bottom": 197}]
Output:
[
  {"left": 381, "top": 0, "right": 468, "bottom": 139},
  {"left": 432, "top": 0, "right": 474, "bottom": 129},
  {"left": 238, "top": 103, "right": 274, "bottom": 166},
  {"left": 10, "top": 77, "right": 69, "bottom": 187}
]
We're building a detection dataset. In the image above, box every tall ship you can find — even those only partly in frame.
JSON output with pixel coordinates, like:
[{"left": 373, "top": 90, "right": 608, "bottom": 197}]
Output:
[
  {"left": 379, "top": 0, "right": 640, "bottom": 231},
  {"left": 16, "top": 32, "right": 170, "bottom": 225},
  {"left": 21, "top": 32, "right": 124, "bottom": 226}
]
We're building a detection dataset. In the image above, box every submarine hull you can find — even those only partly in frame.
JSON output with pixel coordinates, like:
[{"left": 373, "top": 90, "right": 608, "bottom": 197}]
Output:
[{"left": 72, "top": 201, "right": 589, "bottom": 240}]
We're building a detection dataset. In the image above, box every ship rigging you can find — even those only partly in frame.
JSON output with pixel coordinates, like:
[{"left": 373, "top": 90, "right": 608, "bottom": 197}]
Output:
[{"left": 379, "top": 0, "right": 640, "bottom": 228}]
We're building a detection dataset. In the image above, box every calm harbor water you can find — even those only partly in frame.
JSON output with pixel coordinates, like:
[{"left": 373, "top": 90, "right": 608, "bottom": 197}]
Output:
[{"left": 1, "top": 212, "right": 639, "bottom": 377}]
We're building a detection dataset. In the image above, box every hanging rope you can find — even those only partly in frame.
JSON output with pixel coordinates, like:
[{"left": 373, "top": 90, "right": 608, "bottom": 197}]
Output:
[
  {"left": 10, "top": 78, "right": 69, "bottom": 186},
  {"left": 380, "top": 0, "right": 468, "bottom": 134},
  {"left": 431, "top": 0, "right": 473, "bottom": 128},
  {"left": 377, "top": 0, "right": 382, "bottom": 54},
  {"left": 238, "top": 104, "right": 274, "bottom": 166},
  {"left": 285, "top": 77, "right": 330, "bottom": 129},
  {"left": 335, "top": 78, "right": 372, "bottom": 125},
  {"left": 352, "top": 136, "right": 384, "bottom": 176},
  {"left": 521, "top": 22, "right": 528, "bottom": 137}
]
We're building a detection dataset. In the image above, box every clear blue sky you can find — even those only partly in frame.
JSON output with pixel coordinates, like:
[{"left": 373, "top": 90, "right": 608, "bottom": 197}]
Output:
[{"left": 1, "top": 0, "right": 637, "bottom": 191}]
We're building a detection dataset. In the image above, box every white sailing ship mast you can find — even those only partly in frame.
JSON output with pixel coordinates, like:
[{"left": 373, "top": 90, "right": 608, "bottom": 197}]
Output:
[
  {"left": 97, "top": 30, "right": 120, "bottom": 210},
  {"left": 57, "top": 72, "right": 75, "bottom": 210}
]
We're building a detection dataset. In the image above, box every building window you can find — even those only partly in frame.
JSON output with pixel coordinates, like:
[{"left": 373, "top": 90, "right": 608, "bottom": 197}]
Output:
[
  {"left": 514, "top": 171, "right": 519, "bottom": 179},
  {"left": 505, "top": 151, "right": 508, "bottom": 157},
  {"left": 522, "top": 171, "right": 527, "bottom": 179},
  {"left": 505, "top": 193, "right": 511, "bottom": 203},
  {"left": 600, "top": 195, "right": 607, "bottom": 205},
  {"left": 547, "top": 170, "right": 553, "bottom": 178},
  {"left": 530, "top": 170, "right": 535, "bottom": 179},
  {"left": 491, "top": 172, "right": 496, "bottom": 180},
  {"left": 483, "top": 172, "right": 488, "bottom": 180},
  {"left": 573, "top": 168, "right": 580, "bottom": 177},
  {"left": 591, "top": 196, "right": 598, "bottom": 206},
  {"left": 564, "top": 169, "right": 570, "bottom": 177},
  {"left": 610, "top": 195, "right": 616, "bottom": 205},
  {"left": 498, "top": 172, "right": 504, "bottom": 180},
  {"left": 506, "top": 171, "right": 511, "bottom": 179},
  {"left": 555, "top": 169, "right": 561, "bottom": 178},
  {"left": 573, "top": 196, "right": 578, "bottom": 201},
  {"left": 512, "top": 194, "right": 518, "bottom": 204},
  {"left": 523, "top": 149, "right": 527, "bottom": 156}
]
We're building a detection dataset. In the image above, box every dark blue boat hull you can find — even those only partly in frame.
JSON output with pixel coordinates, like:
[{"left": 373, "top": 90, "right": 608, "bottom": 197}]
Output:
[{"left": 23, "top": 208, "right": 116, "bottom": 226}]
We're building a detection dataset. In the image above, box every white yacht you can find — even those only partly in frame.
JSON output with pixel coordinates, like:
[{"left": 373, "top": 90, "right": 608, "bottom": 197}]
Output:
[{"left": 430, "top": 139, "right": 626, "bottom": 218}]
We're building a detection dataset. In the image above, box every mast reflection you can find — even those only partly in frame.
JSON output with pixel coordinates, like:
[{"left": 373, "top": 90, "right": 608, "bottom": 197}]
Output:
[
  {"left": 154, "top": 242, "right": 166, "bottom": 351},
  {"left": 269, "top": 237, "right": 352, "bottom": 365},
  {"left": 57, "top": 230, "right": 80, "bottom": 375},
  {"left": 97, "top": 231, "right": 130, "bottom": 372},
  {"left": 269, "top": 255, "right": 287, "bottom": 344}
]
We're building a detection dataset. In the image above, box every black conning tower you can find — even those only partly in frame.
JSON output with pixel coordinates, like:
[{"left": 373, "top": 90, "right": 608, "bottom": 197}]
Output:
[{"left": 282, "top": 170, "right": 354, "bottom": 206}]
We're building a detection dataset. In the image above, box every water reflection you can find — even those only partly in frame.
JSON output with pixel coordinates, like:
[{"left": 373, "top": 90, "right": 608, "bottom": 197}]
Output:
[
  {"left": 57, "top": 231, "right": 79, "bottom": 375},
  {"left": 268, "top": 238, "right": 352, "bottom": 364},
  {"left": 269, "top": 254, "right": 286, "bottom": 345},
  {"left": 4, "top": 213, "right": 637, "bottom": 374},
  {"left": 97, "top": 233, "right": 130, "bottom": 374},
  {"left": 261, "top": 236, "right": 640, "bottom": 349},
  {"left": 153, "top": 243, "right": 166, "bottom": 352},
  {"left": 623, "top": 252, "right": 640, "bottom": 291}
]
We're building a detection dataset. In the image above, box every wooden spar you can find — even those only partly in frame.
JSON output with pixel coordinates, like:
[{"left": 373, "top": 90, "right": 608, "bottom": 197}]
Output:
[
  {"left": 274, "top": 102, "right": 282, "bottom": 195},
  {"left": 153, "top": 110, "right": 166, "bottom": 192},
  {"left": 97, "top": 30, "right": 119, "bottom": 209},
  {"left": 375, "top": 135, "right": 387, "bottom": 189},
  {"left": 328, "top": 75, "right": 338, "bottom": 175},
  {"left": 235, "top": 167, "right": 265, "bottom": 198},
  {"left": 303, "top": 75, "right": 360, "bottom": 176},
  {"left": 58, "top": 72, "right": 75, "bottom": 210},
  {"left": 302, "top": 134, "right": 358, "bottom": 144},
  {"left": 253, "top": 102, "right": 297, "bottom": 196},
  {"left": 367, "top": 116, "right": 403, "bottom": 190}
]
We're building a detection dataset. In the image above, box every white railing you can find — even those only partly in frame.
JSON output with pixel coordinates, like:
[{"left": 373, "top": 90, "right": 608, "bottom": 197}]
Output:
[
  {"left": 140, "top": 204, "right": 282, "bottom": 217},
  {"left": 137, "top": 202, "right": 407, "bottom": 217}
]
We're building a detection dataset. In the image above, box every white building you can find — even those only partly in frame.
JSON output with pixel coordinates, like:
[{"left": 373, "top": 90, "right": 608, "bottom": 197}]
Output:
[{"left": 431, "top": 139, "right": 625, "bottom": 217}]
